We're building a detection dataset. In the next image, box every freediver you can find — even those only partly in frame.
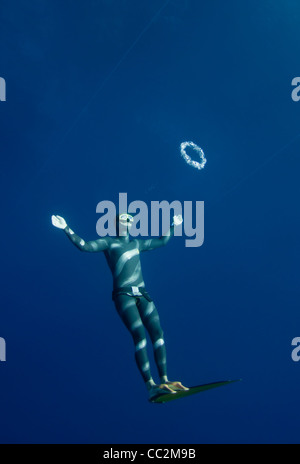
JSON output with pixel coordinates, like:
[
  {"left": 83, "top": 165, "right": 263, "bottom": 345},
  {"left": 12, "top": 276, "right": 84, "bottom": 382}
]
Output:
[{"left": 51, "top": 212, "right": 189, "bottom": 400}]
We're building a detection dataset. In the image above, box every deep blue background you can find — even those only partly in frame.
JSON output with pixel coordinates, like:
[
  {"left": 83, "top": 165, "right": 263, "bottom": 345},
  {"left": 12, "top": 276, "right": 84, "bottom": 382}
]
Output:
[{"left": 0, "top": 0, "right": 300, "bottom": 444}]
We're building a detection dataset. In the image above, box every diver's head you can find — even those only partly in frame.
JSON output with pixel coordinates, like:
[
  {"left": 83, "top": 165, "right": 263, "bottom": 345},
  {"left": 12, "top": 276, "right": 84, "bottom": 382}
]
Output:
[{"left": 115, "top": 213, "right": 134, "bottom": 236}]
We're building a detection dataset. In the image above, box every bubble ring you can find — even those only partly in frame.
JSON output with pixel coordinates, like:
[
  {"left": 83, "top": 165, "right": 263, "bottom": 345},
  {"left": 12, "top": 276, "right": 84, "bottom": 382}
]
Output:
[{"left": 180, "top": 141, "right": 207, "bottom": 170}]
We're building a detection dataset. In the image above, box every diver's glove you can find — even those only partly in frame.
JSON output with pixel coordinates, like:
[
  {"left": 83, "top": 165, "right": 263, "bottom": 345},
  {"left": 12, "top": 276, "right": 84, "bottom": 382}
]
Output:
[
  {"left": 51, "top": 215, "right": 67, "bottom": 230},
  {"left": 172, "top": 214, "right": 183, "bottom": 226}
]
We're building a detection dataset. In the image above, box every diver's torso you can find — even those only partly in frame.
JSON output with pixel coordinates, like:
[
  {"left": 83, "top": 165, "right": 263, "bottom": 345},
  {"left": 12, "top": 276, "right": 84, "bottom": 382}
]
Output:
[{"left": 104, "top": 238, "right": 145, "bottom": 289}]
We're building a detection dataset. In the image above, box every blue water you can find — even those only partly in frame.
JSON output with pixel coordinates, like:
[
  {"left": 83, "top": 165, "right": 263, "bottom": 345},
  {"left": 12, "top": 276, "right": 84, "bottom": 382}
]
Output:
[{"left": 0, "top": 0, "right": 300, "bottom": 444}]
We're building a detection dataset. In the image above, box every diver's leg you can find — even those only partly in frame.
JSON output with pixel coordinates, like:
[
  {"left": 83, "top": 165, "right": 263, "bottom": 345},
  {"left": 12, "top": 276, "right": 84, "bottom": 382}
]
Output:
[
  {"left": 137, "top": 297, "right": 189, "bottom": 392},
  {"left": 136, "top": 299, "right": 168, "bottom": 383},
  {"left": 114, "top": 295, "right": 175, "bottom": 397},
  {"left": 114, "top": 294, "right": 153, "bottom": 386}
]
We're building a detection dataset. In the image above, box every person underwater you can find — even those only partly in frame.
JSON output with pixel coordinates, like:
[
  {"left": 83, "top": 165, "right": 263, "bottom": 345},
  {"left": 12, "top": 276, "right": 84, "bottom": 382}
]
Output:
[{"left": 52, "top": 212, "right": 189, "bottom": 400}]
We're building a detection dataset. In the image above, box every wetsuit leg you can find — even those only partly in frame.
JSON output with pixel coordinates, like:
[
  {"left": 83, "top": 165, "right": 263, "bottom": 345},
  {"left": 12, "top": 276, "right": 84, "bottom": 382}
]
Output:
[
  {"left": 114, "top": 294, "right": 152, "bottom": 383},
  {"left": 136, "top": 297, "right": 168, "bottom": 382}
]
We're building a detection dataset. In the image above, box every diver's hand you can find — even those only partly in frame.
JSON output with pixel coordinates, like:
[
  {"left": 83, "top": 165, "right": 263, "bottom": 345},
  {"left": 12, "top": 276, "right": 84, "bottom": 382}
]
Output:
[
  {"left": 51, "top": 215, "right": 67, "bottom": 230},
  {"left": 173, "top": 215, "right": 183, "bottom": 226}
]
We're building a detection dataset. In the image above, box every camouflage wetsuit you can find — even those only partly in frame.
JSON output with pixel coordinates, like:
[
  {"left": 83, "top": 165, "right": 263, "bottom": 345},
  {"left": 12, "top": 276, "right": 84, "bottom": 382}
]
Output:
[{"left": 64, "top": 223, "right": 174, "bottom": 388}]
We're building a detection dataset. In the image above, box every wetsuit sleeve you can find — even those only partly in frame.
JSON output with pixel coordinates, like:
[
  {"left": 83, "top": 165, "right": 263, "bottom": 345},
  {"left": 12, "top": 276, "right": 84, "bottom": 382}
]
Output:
[
  {"left": 64, "top": 226, "right": 108, "bottom": 252},
  {"left": 138, "top": 226, "right": 174, "bottom": 252}
]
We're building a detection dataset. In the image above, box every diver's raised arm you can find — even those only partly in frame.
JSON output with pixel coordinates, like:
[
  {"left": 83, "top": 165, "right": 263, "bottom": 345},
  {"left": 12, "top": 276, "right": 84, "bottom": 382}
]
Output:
[
  {"left": 138, "top": 215, "right": 183, "bottom": 252},
  {"left": 51, "top": 215, "right": 108, "bottom": 252}
]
